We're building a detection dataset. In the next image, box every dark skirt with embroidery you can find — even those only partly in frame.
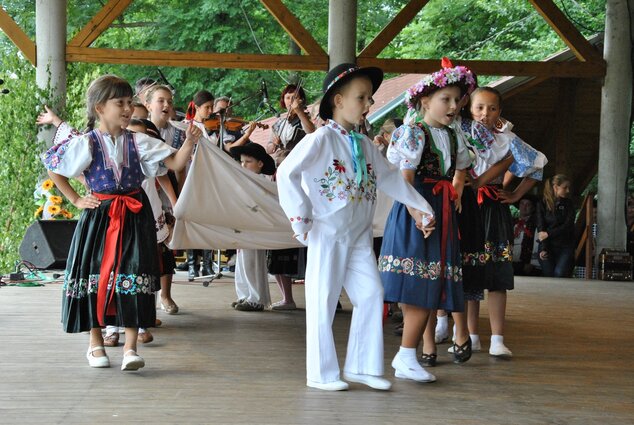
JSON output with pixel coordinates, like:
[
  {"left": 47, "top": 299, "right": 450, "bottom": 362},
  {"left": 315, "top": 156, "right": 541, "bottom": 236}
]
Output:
[
  {"left": 379, "top": 180, "right": 464, "bottom": 312},
  {"left": 61, "top": 191, "right": 160, "bottom": 333},
  {"left": 457, "top": 186, "right": 488, "bottom": 296},
  {"left": 480, "top": 187, "right": 515, "bottom": 291}
]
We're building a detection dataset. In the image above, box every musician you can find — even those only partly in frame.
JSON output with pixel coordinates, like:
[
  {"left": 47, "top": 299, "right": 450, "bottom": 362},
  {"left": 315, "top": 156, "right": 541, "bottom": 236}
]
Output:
[
  {"left": 210, "top": 96, "right": 257, "bottom": 154},
  {"left": 266, "top": 84, "right": 315, "bottom": 165}
]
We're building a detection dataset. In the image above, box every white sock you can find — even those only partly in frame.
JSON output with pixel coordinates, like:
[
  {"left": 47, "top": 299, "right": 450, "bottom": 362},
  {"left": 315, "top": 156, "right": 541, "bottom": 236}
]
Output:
[
  {"left": 105, "top": 325, "right": 117, "bottom": 336},
  {"left": 139, "top": 328, "right": 146, "bottom": 334},
  {"left": 491, "top": 334, "right": 504, "bottom": 345},
  {"left": 470, "top": 334, "right": 480, "bottom": 344},
  {"left": 436, "top": 315, "right": 448, "bottom": 332}
]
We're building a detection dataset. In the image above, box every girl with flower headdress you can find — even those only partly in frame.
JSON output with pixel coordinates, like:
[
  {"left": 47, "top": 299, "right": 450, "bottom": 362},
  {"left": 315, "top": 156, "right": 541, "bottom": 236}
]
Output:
[{"left": 379, "top": 59, "right": 477, "bottom": 382}]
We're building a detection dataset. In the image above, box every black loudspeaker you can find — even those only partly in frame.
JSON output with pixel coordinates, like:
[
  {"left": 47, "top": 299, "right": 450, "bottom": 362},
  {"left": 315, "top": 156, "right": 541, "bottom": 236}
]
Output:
[{"left": 19, "top": 220, "right": 77, "bottom": 269}]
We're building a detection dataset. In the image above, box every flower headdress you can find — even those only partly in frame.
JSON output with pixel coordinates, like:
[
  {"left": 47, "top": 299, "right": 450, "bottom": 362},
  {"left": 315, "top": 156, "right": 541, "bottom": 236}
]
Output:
[{"left": 404, "top": 57, "right": 476, "bottom": 110}]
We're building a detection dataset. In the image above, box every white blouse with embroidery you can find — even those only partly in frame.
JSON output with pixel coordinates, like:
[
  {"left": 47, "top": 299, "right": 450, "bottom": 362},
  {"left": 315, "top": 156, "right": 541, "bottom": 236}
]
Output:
[{"left": 386, "top": 123, "right": 471, "bottom": 174}]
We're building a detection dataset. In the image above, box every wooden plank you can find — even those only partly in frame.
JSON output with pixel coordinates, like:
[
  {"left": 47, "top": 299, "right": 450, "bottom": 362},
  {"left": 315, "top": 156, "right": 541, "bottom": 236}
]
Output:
[
  {"left": 259, "top": 0, "right": 326, "bottom": 57},
  {"left": 66, "top": 46, "right": 329, "bottom": 71},
  {"left": 356, "top": 57, "right": 606, "bottom": 78},
  {"left": 528, "top": 0, "right": 603, "bottom": 63},
  {"left": 67, "top": 0, "right": 133, "bottom": 47},
  {"left": 0, "top": 6, "right": 36, "bottom": 65},
  {"left": 358, "top": 0, "right": 431, "bottom": 58}
]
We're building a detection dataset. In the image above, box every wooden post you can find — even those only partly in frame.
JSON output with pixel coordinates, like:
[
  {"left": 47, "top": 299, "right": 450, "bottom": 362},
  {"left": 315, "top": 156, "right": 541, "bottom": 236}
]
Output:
[
  {"left": 35, "top": 0, "right": 67, "bottom": 147},
  {"left": 596, "top": 0, "right": 632, "bottom": 255},
  {"left": 328, "top": 0, "right": 357, "bottom": 69}
]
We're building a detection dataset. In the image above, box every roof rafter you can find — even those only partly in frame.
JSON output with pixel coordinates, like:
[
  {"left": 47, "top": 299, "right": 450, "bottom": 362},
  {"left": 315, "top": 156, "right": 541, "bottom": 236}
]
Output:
[
  {"left": 67, "top": 0, "right": 133, "bottom": 47},
  {"left": 0, "top": 6, "right": 36, "bottom": 65}
]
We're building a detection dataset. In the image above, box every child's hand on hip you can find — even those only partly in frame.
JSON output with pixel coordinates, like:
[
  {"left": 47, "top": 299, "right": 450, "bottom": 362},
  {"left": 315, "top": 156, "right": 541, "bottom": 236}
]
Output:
[{"left": 74, "top": 194, "right": 100, "bottom": 209}]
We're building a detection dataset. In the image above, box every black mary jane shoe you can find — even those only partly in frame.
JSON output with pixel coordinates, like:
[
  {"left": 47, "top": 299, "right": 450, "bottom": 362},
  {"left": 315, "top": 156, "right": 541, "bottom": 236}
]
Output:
[
  {"left": 420, "top": 353, "right": 437, "bottom": 367},
  {"left": 453, "top": 337, "right": 472, "bottom": 364}
]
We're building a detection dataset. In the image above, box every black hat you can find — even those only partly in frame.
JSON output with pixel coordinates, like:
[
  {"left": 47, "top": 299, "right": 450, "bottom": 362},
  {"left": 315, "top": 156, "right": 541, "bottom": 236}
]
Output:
[
  {"left": 319, "top": 63, "right": 383, "bottom": 120},
  {"left": 230, "top": 142, "right": 276, "bottom": 175}
]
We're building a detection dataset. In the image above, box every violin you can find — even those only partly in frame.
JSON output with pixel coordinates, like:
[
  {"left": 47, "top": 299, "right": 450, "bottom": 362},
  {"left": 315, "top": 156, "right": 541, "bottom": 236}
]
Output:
[{"left": 202, "top": 116, "right": 269, "bottom": 132}]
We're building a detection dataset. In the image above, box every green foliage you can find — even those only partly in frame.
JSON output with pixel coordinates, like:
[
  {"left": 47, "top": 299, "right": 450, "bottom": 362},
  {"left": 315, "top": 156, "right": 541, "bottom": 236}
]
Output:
[{"left": 0, "top": 44, "right": 47, "bottom": 272}]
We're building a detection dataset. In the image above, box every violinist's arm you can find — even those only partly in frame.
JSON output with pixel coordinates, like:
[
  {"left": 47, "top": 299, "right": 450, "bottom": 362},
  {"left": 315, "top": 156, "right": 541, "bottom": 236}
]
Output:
[
  {"left": 223, "top": 122, "right": 257, "bottom": 153},
  {"left": 295, "top": 108, "right": 316, "bottom": 134}
]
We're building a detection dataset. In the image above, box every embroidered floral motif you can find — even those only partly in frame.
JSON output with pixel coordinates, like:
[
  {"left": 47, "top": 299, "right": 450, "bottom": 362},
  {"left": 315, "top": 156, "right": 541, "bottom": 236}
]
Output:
[
  {"left": 314, "top": 159, "right": 377, "bottom": 203},
  {"left": 62, "top": 273, "right": 158, "bottom": 298},
  {"left": 42, "top": 142, "right": 69, "bottom": 171},
  {"left": 378, "top": 255, "right": 462, "bottom": 282},
  {"left": 485, "top": 240, "right": 513, "bottom": 263}
]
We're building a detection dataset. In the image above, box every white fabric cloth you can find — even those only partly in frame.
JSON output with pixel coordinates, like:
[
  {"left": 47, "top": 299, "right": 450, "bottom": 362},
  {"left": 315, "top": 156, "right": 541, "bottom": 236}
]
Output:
[
  {"left": 44, "top": 127, "right": 175, "bottom": 179},
  {"left": 234, "top": 249, "right": 270, "bottom": 306},
  {"left": 387, "top": 123, "right": 471, "bottom": 173},
  {"left": 141, "top": 178, "right": 169, "bottom": 243},
  {"left": 168, "top": 128, "right": 398, "bottom": 250}
]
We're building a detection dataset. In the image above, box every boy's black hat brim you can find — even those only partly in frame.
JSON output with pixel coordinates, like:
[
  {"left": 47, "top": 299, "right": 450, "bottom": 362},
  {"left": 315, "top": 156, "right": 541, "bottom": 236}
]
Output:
[
  {"left": 230, "top": 143, "right": 276, "bottom": 175},
  {"left": 319, "top": 63, "right": 383, "bottom": 121}
]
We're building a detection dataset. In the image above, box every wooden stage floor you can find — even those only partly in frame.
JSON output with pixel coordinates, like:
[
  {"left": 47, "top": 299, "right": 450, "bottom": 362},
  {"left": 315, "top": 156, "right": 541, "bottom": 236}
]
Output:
[{"left": 1, "top": 274, "right": 633, "bottom": 424}]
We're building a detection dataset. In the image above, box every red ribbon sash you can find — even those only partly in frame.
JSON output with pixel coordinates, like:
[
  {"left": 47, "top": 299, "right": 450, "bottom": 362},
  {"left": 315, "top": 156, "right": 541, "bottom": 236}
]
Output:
[
  {"left": 477, "top": 185, "right": 499, "bottom": 206},
  {"left": 424, "top": 179, "right": 458, "bottom": 301},
  {"left": 94, "top": 191, "right": 143, "bottom": 326}
]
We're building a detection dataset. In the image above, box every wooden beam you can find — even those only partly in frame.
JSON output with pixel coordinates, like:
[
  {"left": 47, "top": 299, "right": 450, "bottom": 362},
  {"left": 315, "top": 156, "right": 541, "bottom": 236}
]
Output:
[
  {"left": 358, "top": 0, "right": 430, "bottom": 58},
  {"left": 0, "top": 6, "right": 36, "bottom": 65},
  {"left": 66, "top": 46, "right": 329, "bottom": 71},
  {"left": 528, "top": 0, "right": 603, "bottom": 63},
  {"left": 356, "top": 57, "right": 606, "bottom": 78},
  {"left": 259, "top": 0, "right": 326, "bottom": 57},
  {"left": 67, "top": 0, "right": 133, "bottom": 47}
]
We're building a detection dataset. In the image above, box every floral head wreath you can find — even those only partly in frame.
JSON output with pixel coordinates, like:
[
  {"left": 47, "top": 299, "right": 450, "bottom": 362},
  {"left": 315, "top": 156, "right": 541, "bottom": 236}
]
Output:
[{"left": 404, "top": 57, "right": 476, "bottom": 110}]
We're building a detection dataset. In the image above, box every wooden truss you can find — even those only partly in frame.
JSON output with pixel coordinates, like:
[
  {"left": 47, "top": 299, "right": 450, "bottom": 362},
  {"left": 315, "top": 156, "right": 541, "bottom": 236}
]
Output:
[{"left": 0, "top": 0, "right": 605, "bottom": 77}]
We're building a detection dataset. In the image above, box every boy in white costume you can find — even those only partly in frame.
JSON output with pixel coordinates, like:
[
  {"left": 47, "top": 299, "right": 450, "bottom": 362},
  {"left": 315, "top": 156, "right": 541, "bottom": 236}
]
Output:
[{"left": 277, "top": 64, "right": 436, "bottom": 391}]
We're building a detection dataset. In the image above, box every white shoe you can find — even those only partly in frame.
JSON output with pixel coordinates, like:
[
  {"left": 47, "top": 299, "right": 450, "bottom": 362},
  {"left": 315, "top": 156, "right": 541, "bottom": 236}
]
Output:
[
  {"left": 121, "top": 350, "right": 145, "bottom": 371},
  {"left": 343, "top": 372, "right": 392, "bottom": 391},
  {"left": 271, "top": 301, "right": 297, "bottom": 311},
  {"left": 306, "top": 379, "right": 349, "bottom": 391},
  {"left": 86, "top": 346, "right": 110, "bottom": 368},
  {"left": 391, "top": 353, "right": 436, "bottom": 383},
  {"left": 489, "top": 343, "right": 513, "bottom": 358}
]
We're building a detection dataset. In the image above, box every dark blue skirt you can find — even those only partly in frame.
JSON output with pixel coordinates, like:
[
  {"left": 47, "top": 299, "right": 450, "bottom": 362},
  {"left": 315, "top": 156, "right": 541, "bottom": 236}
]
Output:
[
  {"left": 457, "top": 186, "right": 489, "bottom": 293},
  {"left": 379, "top": 179, "right": 464, "bottom": 312},
  {"left": 61, "top": 190, "right": 160, "bottom": 333}
]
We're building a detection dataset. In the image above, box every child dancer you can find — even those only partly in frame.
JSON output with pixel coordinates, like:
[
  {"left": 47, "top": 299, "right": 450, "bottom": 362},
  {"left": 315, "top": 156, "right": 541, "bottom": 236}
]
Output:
[
  {"left": 277, "top": 64, "right": 435, "bottom": 391},
  {"left": 380, "top": 61, "right": 474, "bottom": 382},
  {"left": 42, "top": 75, "right": 202, "bottom": 370},
  {"left": 465, "top": 86, "right": 546, "bottom": 357},
  {"left": 229, "top": 143, "right": 276, "bottom": 311}
]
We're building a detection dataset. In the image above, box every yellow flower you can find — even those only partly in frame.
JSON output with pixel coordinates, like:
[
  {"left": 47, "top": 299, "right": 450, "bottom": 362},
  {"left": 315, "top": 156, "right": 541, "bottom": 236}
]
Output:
[
  {"left": 42, "top": 179, "right": 54, "bottom": 191},
  {"left": 34, "top": 206, "right": 43, "bottom": 218},
  {"left": 47, "top": 205, "right": 61, "bottom": 215},
  {"left": 49, "top": 195, "right": 63, "bottom": 205},
  {"left": 61, "top": 210, "right": 74, "bottom": 219}
]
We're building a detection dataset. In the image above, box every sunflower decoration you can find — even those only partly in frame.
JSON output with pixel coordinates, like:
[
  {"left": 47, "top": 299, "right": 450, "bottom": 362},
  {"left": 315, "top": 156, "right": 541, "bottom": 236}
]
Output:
[{"left": 34, "top": 178, "right": 80, "bottom": 220}]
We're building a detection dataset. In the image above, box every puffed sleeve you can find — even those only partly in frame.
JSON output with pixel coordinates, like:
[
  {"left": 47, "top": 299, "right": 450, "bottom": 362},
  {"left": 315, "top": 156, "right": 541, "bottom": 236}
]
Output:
[
  {"left": 41, "top": 134, "right": 93, "bottom": 178},
  {"left": 135, "top": 132, "right": 177, "bottom": 177},
  {"left": 368, "top": 138, "right": 435, "bottom": 220},
  {"left": 386, "top": 124, "right": 425, "bottom": 170},
  {"left": 52, "top": 122, "right": 83, "bottom": 145},
  {"left": 276, "top": 134, "right": 319, "bottom": 236},
  {"left": 507, "top": 132, "right": 547, "bottom": 181}
]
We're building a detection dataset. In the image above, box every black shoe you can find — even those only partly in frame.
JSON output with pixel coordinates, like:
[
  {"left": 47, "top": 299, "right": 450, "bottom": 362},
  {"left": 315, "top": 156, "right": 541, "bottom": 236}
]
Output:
[
  {"left": 175, "top": 262, "right": 188, "bottom": 271},
  {"left": 453, "top": 337, "right": 472, "bottom": 364},
  {"left": 420, "top": 353, "right": 437, "bottom": 367}
]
